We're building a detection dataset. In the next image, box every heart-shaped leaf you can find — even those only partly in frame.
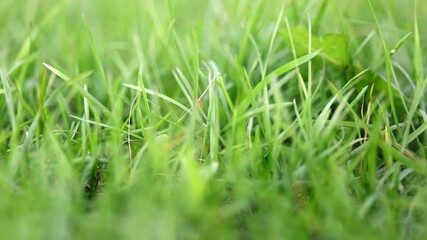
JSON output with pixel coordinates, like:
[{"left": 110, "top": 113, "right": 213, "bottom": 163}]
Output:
[{"left": 281, "top": 26, "right": 349, "bottom": 67}]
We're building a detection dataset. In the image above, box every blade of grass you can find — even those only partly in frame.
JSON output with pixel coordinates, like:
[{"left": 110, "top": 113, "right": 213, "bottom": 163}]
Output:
[{"left": 43, "top": 63, "right": 112, "bottom": 117}]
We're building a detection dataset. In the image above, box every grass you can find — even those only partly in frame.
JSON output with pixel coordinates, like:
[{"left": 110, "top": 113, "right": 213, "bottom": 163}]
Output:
[{"left": 0, "top": 0, "right": 426, "bottom": 239}]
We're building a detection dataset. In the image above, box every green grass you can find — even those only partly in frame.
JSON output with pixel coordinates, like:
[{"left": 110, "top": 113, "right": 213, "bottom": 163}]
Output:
[{"left": 0, "top": 0, "right": 426, "bottom": 239}]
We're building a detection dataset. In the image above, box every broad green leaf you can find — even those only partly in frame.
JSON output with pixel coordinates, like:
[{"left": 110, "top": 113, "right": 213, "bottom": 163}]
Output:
[
  {"left": 281, "top": 26, "right": 349, "bottom": 67},
  {"left": 282, "top": 26, "right": 405, "bottom": 101}
]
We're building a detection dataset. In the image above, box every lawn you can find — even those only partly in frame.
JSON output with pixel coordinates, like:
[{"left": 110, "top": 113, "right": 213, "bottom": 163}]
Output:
[{"left": 0, "top": 0, "right": 426, "bottom": 239}]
